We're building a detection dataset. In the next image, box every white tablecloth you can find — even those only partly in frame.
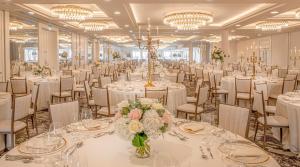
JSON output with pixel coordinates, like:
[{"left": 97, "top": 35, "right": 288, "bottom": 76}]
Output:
[
  {"left": 0, "top": 119, "right": 280, "bottom": 167},
  {"left": 108, "top": 81, "right": 187, "bottom": 114},
  {"left": 0, "top": 92, "right": 11, "bottom": 151},
  {"left": 274, "top": 92, "right": 300, "bottom": 153},
  {"left": 221, "top": 76, "right": 282, "bottom": 105},
  {"left": 27, "top": 76, "right": 60, "bottom": 110}
]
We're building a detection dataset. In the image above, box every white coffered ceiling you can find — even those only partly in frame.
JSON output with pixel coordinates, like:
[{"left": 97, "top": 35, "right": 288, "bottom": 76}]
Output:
[{"left": 2, "top": 0, "right": 300, "bottom": 46}]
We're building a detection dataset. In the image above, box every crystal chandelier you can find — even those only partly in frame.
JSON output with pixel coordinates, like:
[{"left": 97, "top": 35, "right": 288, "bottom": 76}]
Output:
[
  {"left": 51, "top": 5, "right": 93, "bottom": 21},
  {"left": 256, "top": 21, "right": 288, "bottom": 31},
  {"left": 79, "top": 21, "right": 108, "bottom": 31},
  {"left": 163, "top": 11, "right": 213, "bottom": 30},
  {"left": 10, "top": 21, "right": 23, "bottom": 31},
  {"left": 295, "top": 10, "right": 300, "bottom": 19}
]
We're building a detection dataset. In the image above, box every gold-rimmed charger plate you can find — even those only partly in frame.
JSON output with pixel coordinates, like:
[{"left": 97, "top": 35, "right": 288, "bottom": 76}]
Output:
[
  {"left": 18, "top": 136, "right": 66, "bottom": 155},
  {"left": 218, "top": 141, "right": 270, "bottom": 165},
  {"left": 178, "top": 122, "right": 205, "bottom": 135}
]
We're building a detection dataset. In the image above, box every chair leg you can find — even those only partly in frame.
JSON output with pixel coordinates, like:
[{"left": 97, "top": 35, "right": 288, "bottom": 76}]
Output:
[
  {"left": 51, "top": 96, "right": 54, "bottom": 104},
  {"left": 176, "top": 110, "right": 179, "bottom": 118},
  {"left": 263, "top": 125, "right": 267, "bottom": 148},
  {"left": 280, "top": 128, "right": 283, "bottom": 143},
  {"left": 34, "top": 114, "right": 38, "bottom": 134},
  {"left": 25, "top": 126, "right": 30, "bottom": 139},
  {"left": 185, "top": 113, "right": 188, "bottom": 119},
  {"left": 31, "top": 115, "right": 34, "bottom": 129},
  {"left": 254, "top": 122, "right": 259, "bottom": 141},
  {"left": 11, "top": 133, "right": 15, "bottom": 148}
]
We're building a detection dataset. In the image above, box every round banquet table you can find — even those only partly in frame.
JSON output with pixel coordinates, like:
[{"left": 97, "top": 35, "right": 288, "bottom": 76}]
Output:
[
  {"left": 274, "top": 92, "right": 300, "bottom": 153},
  {"left": 0, "top": 119, "right": 280, "bottom": 167},
  {"left": 26, "top": 75, "right": 60, "bottom": 110},
  {"left": 221, "top": 76, "right": 283, "bottom": 105},
  {"left": 0, "top": 92, "right": 11, "bottom": 151},
  {"left": 107, "top": 81, "right": 187, "bottom": 114}
]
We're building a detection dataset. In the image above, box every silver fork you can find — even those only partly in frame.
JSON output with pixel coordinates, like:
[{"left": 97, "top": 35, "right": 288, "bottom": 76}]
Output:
[
  {"left": 199, "top": 146, "right": 208, "bottom": 159},
  {"left": 207, "top": 147, "right": 213, "bottom": 159},
  {"left": 94, "top": 130, "right": 115, "bottom": 138}
]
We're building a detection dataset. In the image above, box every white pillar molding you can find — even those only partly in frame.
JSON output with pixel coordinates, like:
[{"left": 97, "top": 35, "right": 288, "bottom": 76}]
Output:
[
  {"left": 71, "top": 33, "right": 88, "bottom": 68},
  {"left": 92, "top": 39, "right": 99, "bottom": 63},
  {"left": 221, "top": 30, "right": 230, "bottom": 64},
  {"left": 188, "top": 43, "right": 193, "bottom": 63},
  {"left": 38, "top": 23, "right": 59, "bottom": 71},
  {"left": 0, "top": 10, "right": 10, "bottom": 81}
]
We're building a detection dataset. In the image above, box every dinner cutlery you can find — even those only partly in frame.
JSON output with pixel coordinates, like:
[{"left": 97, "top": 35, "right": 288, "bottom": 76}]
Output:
[
  {"left": 93, "top": 130, "right": 115, "bottom": 138},
  {"left": 207, "top": 147, "right": 213, "bottom": 159},
  {"left": 5, "top": 154, "right": 38, "bottom": 163},
  {"left": 168, "top": 131, "right": 188, "bottom": 141},
  {"left": 68, "top": 141, "right": 84, "bottom": 156},
  {"left": 199, "top": 146, "right": 208, "bottom": 160}
]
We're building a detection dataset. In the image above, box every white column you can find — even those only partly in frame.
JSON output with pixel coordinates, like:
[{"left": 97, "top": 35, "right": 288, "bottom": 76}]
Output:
[
  {"left": 0, "top": 10, "right": 10, "bottom": 81},
  {"left": 188, "top": 43, "right": 193, "bottom": 63},
  {"left": 38, "top": 23, "right": 59, "bottom": 71},
  {"left": 93, "top": 39, "right": 99, "bottom": 63}
]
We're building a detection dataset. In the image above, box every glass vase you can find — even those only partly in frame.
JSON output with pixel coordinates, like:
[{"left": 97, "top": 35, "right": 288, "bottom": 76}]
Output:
[{"left": 135, "top": 140, "right": 151, "bottom": 158}]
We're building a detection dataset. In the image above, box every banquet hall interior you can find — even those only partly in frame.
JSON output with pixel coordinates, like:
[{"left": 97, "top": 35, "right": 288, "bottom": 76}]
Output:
[{"left": 1, "top": 0, "right": 300, "bottom": 166}]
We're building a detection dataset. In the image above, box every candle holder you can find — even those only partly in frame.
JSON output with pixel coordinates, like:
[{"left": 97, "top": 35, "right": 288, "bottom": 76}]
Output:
[
  {"left": 250, "top": 52, "right": 257, "bottom": 79},
  {"left": 137, "top": 22, "right": 160, "bottom": 87}
]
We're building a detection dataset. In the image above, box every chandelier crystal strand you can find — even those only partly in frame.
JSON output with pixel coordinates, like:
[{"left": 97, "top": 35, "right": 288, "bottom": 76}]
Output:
[
  {"left": 79, "top": 21, "right": 109, "bottom": 31},
  {"left": 163, "top": 11, "right": 213, "bottom": 30},
  {"left": 51, "top": 5, "right": 93, "bottom": 21},
  {"left": 256, "top": 21, "right": 288, "bottom": 31}
]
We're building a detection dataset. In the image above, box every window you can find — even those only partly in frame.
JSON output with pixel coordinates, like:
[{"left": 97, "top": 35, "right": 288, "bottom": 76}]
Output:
[
  {"left": 24, "top": 47, "right": 38, "bottom": 62},
  {"left": 161, "top": 48, "right": 189, "bottom": 61}
]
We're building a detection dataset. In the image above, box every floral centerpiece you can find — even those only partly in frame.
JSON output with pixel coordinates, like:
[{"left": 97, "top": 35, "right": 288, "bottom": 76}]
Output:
[
  {"left": 33, "top": 65, "right": 51, "bottom": 77},
  {"left": 114, "top": 99, "right": 172, "bottom": 158},
  {"left": 112, "top": 52, "right": 120, "bottom": 59},
  {"left": 211, "top": 46, "right": 227, "bottom": 62}
]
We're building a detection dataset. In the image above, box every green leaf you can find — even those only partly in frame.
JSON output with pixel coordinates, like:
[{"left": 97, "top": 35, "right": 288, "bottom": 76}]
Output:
[{"left": 132, "top": 133, "right": 148, "bottom": 148}]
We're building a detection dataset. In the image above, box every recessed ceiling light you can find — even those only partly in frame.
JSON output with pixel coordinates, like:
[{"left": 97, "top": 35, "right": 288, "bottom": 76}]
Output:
[
  {"left": 28, "top": 11, "right": 35, "bottom": 15},
  {"left": 124, "top": 24, "right": 129, "bottom": 28},
  {"left": 236, "top": 24, "right": 241, "bottom": 27},
  {"left": 231, "top": 30, "right": 236, "bottom": 32},
  {"left": 129, "top": 30, "right": 133, "bottom": 33},
  {"left": 114, "top": 11, "right": 121, "bottom": 15},
  {"left": 209, "top": 34, "right": 214, "bottom": 36},
  {"left": 270, "top": 11, "right": 279, "bottom": 14},
  {"left": 104, "top": 0, "right": 111, "bottom": 2}
]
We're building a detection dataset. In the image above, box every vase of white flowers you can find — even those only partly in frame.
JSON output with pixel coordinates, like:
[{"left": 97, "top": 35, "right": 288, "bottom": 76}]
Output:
[
  {"left": 211, "top": 46, "right": 227, "bottom": 63},
  {"left": 114, "top": 99, "right": 172, "bottom": 158}
]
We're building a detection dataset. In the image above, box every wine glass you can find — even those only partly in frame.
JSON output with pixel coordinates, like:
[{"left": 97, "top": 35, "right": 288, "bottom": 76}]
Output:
[{"left": 81, "top": 108, "right": 93, "bottom": 128}]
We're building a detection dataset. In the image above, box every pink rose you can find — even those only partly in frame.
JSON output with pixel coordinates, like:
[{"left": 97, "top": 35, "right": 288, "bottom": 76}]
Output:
[
  {"left": 128, "top": 108, "right": 142, "bottom": 120},
  {"left": 162, "top": 112, "right": 172, "bottom": 124}
]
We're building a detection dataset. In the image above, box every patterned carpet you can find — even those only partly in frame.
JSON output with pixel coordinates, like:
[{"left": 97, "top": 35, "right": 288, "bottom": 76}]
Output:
[{"left": 1, "top": 80, "right": 300, "bottom": 167}]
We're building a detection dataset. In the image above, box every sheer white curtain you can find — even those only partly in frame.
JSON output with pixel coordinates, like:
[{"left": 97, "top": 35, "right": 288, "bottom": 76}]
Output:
[{"left": 193, "top": 47, "right": 201, "bottom": 63}]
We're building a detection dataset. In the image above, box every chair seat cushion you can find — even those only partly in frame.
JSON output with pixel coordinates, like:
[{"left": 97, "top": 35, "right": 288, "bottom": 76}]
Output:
[
  {"left": 73, "top": 87, "right": 85, "bottom": 92},
  {"left": 176, "top": 104, "right": 203, "bottom": 113},
  {"left": 236, "top": 93, "right": 252, "bottom": 99},
  {"left": 97, "top": 106, "right": 117, "bottom": 116},
  {"left": 258, "top": 116, "right": 289, "bottom": 127},
  {"left": 186, "top": 96, "right": 197, "bottom": 103},
  {"left": 88, "top": 99, "right": 95, "bottom": 106},
  {"left": 265, "top": 105, "right": 276, "bottom": 114},
  {"left": 52, "top": 91, "right": 72, "bottom": 97},
  {"left": 0, "top": 120, "right": 27, "bottom": 132},
  {"left": 212, "top": 89, "right": 228, "bottom": 94}
]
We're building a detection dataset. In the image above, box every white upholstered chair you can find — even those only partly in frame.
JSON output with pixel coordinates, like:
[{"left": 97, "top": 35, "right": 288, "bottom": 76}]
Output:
[
  {"left": 92, "top": 87, "right": 117, "bottom": 117},
  {"left": 282, "top": 78, "right": 296, "bottom": 94},
  {"left": 29, "top": 84, "right": 40, "bottom": 134},
  {"left": 209, "top": 73, "right": 228, "bottom": 106},
  {"left": 98, "top": 76, "right": 112, "bottom": 88},
  {"left": 50, "top": 101, "right": 79, "bottom": 128},
  {"left": 235, "top": 77, "right": 253, "bottom": 106},
  {"left": 10, "top": 78, "right": 27, "bottom": 96},
  {"left": 0, "top": 81, "right": 8, "bottom": 92},
  {"left": 145, "top": 87, "right": 168, "bottom": 105},
  {"left": 254, "top": 82, "right": 276, "bottom": 114},
  {"left": 51, "top": 76, "right": 74, "bottom": 103},
  {"left": 176, "top": 86, "right": 209, "bottom": 120},
  {"left": 219, "top": 104, "right": 250, "bottom": 138},
  {"left": 177, "top": 71, "right": 185, "bottom": 83},
  {"left": 0, "top": 94, "right": 31, "bottom": 148},
  {"left": 253, "top": 91, "right": 289, "bottom": 147},
  {"left": 187, "top": 79, "right": 203, "bottom": 103}
]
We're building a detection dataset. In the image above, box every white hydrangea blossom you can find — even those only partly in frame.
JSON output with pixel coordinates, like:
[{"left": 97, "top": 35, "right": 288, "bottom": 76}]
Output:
[{"left": 142, "top": 110, "right": 164, "bottom": 138}]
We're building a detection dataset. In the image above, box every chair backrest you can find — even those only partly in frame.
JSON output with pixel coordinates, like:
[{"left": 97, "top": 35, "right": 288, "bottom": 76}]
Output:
[
  {"left": 195, "top": 79, "right": 203, "bottom": 94},
  {"left": 196, "top": 85, "right": 209, "bottom": 106},
  {"left": 92, "top": 87, "right": 109, "bottom": 107},
  {"left": 13, "top": 94, "right": 31, "bottom": 121},
  {"left": 252, "top": 91, "right": 268, "bottom": 125},
  {"left": 11, "top": 78, "right": 27, "bottom": 95},
  {"left": 99, "top": 77, "right": 111, "bottom": 88},
  {"left": 0, "top": 81, "right": 8, "bottom": 92},
  {"left": 177, "top": 71, "right": 185, "bottom": 83},
  {"left": 278, "top": 69, "right": 288, "bottom": 78},
  {"left": 50, "top": 101, "right": 79, "bottom": 127},
  {"left": 62, "top": 70, "right": 73, "bottom": 76},
  {"left": 219, "top": 104, "right": 250, "bottom": 137},
  {"left": 31, "top": 84, "right": 40, "bottom": 111},
  {"left": 145, "top": 87, "right": 168, "bottom": 105},
  {"left": 235, "top": 78, "right": 252, "bottom": 94},
  {"left": 271, "top": 69, "right": 279, "bottom": 77},
  {"left": 254, "top": 82, "right": 268, "bottom": 101},
  {"left": 84, "top": 81, "right": 91, "bottom": 101},
  {"left": 208, "top": 73, "right": 216, "bottom": 89},
  {"left": 60, "top": 76, "right": 74, "bottom": 92},
  {"left": 282, "top": 79, "right": 296, "bottom": 94},
  {"left": 285, "top": 74, "right": 297, "bottom": 80},
  {"left": 195, "top": 68, "right": 203, "bottom": 78},
  {"left": 78, "top": 71, "right": 87, "bottom": 83}
]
